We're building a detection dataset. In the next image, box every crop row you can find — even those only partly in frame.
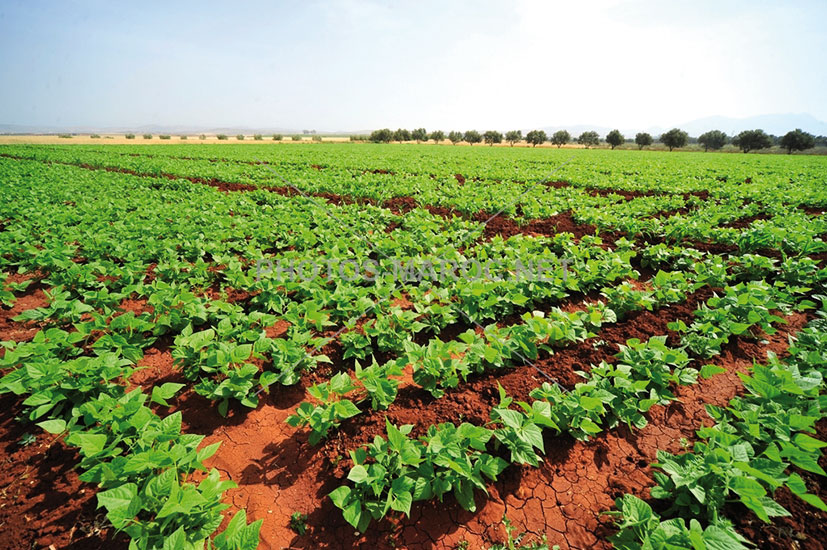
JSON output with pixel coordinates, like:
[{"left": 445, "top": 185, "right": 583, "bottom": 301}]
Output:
[{"left": 609, "top": 303, "right": 827, "bottom": 548}]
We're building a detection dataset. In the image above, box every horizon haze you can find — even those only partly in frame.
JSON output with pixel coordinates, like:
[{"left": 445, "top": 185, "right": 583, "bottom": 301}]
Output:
[{"left": 1, "top": 0, "right": 826, "bottom": 134}]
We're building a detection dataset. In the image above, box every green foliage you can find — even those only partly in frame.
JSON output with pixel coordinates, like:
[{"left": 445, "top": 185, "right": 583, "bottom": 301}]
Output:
[
  {"left": 780, "top": 128, "right": 816, "bottom": 154},
  {"left": 484, "top": 130, "right": 503, "bottom": 146},
  {"left": 698, "top": 130, "right": 728, "bottom": 152},
  {"left": 733, "top": 129, "right": 772, "bottom": 153},
  {"left": 488, "top": 515, "right": 551, "bottom": 550},
  {"left": 286, "top": 372, "right": 360, "bottom": 444},
  {"left": 551, "top": 130, "right": 570, "bottom": 148},
  {"left": 505, "top": 130, "right": 522, "bottom": 146},
  {"left": 464, "top": 130, "right": 482, "bottom": 145},
  {"left": 411, "top": 128, "right": 428, "bottom": 142},
  {"left": 577, "top": 131, "right": 600, "bottom": 148},
  {"left": 394, "top": 128, "right": 411, "bottom": 142},
  {"left": 606, "top": 129, "right": 624, "bottom": 149},
  {"left": 525, "top": 129, "right": 547, "bottom": 147},
  {"left": 609, "top": 494, "right": 751, "bottom": 550},
  {"left": 634, "top": 132, "right": 653, "bottom": 149},
  {"left": 289, "top": 511, "right": 308, "bottom": 535},
  {"left": 370, "top": 128, "right": 392, "bottom": 143},
  {"left": 330, "top": 418, "right": 507, "bottom": 531},
  {"left": 660, "top": 128, "right": 688, "bottom": 151}
]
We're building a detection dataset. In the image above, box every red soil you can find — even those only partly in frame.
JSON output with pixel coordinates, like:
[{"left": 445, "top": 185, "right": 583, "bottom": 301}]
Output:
[
  {"left": 0, "top": 275, "right": 47, "bottom": 344},
  {"left": 149, "top": 290, "right": 812, "bottom": 550},
  {"left": 0, "top": 395, "right": 123, "bottom": 550}
]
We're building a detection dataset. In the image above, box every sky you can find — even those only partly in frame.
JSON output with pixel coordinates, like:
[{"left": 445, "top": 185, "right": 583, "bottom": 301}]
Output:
[{"left": 0, "top": 0, "right": 825, "bottom": 132}]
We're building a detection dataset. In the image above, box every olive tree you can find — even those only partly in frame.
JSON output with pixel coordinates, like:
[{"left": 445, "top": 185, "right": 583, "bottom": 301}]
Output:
[
  {"left": 525, "top": 129, "right": 547, "bottom": 147},
  {"left": 551, "top": 130, "right": 570, "bottom": 148},
  {"left": 505, "top": 130, "right": 522, "bottom": 146},
  {"left": 464, "top": 130, "right": 482, "bottom": 145},
  {"left": 411, "top": 128, "right": 428, "bottom": 143},
  {"left": 732, "top": 129, "right": 772, "bottom": 153},
  {"left": 370, "top": 128, "right": 393, "bottom": 143},
  {"left": 660, "top": 128, "right": 688, "bottom": 151},
  {"left": 483, "top": 130, "right": 503, "bottom": 146},
  {"left": 577, "top": 131, "right": 600, "bottom": 148},
  {"left": 698, "top": 130, "right": 728, "bottom": 152},
  {"left": 606, "top": 129, "right": 624, "bottom": 149},
  {"left": 393, "top": 128, "right": 411, "bottom": 142},
  {"left": 779, "top": 129, "right": 815, "bottom": 154},
  {"left": 635, "top": 132, "right": 653, "bottom": 150}
]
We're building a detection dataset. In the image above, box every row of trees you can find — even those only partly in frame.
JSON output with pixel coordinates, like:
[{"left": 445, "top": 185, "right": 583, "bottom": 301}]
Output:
[{"left": 369, "top": 127, "right": 821, "bottom": 153}]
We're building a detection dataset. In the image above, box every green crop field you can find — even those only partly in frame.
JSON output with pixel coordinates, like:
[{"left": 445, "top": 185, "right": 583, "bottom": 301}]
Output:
[{"left": 1, "top": 143, "right": 826, "bottom": 550}]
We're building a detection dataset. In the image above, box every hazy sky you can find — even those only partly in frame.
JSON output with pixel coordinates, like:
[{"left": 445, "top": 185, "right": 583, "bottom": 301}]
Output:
[{"left": 1, "top": 0, "right": 825, "bottom": 131}]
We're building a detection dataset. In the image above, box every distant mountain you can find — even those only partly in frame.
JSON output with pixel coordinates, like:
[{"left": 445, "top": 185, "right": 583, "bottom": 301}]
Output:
[
  {"left": 0, "top": 124, "right": 307, "bottom": 135},
  {"left": 3, "top": 113, "right": 826, "bottom": 138}
]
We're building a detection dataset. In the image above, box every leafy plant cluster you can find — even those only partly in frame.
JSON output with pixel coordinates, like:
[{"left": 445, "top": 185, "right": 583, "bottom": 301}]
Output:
[
  {"left": 0, "top": 332, "right": 261, "bottom": 550},
  {"left": 608, "top": 303, "right": 827, "bottom": 549},
  {"left": 669, "top": 280, "right": 813, "bottom": 357},
  {"left": 330, "top": 335, "right": 701, "bottom": 530}
]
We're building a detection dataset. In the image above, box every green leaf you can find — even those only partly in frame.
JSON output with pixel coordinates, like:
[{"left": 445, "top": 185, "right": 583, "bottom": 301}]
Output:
[
  {"left": 150, "top": 382, "right": 185, "bottom": 406},
  {"left": 36, "top": 418, "right": 66, "bottom": 434},
  {"left": 97, "top": 483, "right": 139, "bottom": 512},
  {"left": 700, "top": 364, "right": 726, "bottom": 379},
  {"left": 347, "top": 465, "right": 370, "bottom": 484},
  {"left": 68, "top": 432, "right": 108, "bottom": 456}
]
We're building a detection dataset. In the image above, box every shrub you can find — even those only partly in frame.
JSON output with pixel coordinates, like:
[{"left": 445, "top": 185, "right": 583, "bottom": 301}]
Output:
[
  {"left": 142, "top": 134, "right": 152, "bottom": 139},
  {"left": 312, "top": 135, "right": 322, "bottom": 142},
  {"left": 90, "top": 134, "right": 101, "bottom": 139},
  {"left": 236, "top": 134, "right": 245, "bottom": 140},
  {"left": 217, "top": 134, "right": 228, "bottom": 140},
  {"left": 253, "top": 134, "right": 263, "bottom": 140},
  {"left": 292, "top": 135, "right": 302, "bottom": 141},
  {"left": 125, "top": 133, "right": 135, "bottom": 139},
  {"left": 272, "top": 134, "right": 283, "bottom": 141},
  {"left": 180, "top": 135, "right": 188, "bottom": 140},
  {"left": 58, "top": 133, "right": 73, "bottom": 139},
  {"left": 199, "top": 134, "right": 206, "bottom": 140},
  {"left": 159, "top": 135, "right": 171, "bottom": 140}
]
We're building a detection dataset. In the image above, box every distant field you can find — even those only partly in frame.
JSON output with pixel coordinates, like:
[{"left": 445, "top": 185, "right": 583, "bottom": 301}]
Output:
[{"left": 1, "top": 144, "right": 826, "bottom": 550}]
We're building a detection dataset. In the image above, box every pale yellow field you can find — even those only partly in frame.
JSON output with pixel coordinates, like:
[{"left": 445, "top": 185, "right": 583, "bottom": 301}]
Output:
[{"left": 0, "top": 135, "right": 352, "bottom": 145}]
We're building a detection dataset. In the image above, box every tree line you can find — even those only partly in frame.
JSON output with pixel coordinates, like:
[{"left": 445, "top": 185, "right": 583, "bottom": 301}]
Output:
[{"left": 368, "top": 127, "right": 823, "bottom": 154}]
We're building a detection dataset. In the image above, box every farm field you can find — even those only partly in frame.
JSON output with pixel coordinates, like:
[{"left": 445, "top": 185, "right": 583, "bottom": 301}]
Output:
[{"left": 1, "top": 143, "right": 826, "bottom": 550}]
